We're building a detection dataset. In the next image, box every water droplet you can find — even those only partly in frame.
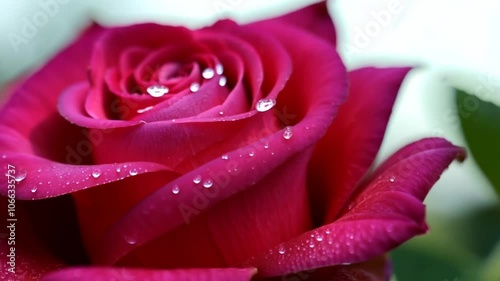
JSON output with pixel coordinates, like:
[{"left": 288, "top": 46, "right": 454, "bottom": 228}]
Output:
[
  {"left": 203, "top": 179, "right": 213, "bottom": 188},
  {"left": 137, "top": 106, "right": 154, "bottom": 114},
  {"left": 316, "top": 234, "right": 324, "bottom": 242},
  {"left": 325, "top": 229, "right": 331, "bottom": 235},
  {"left": 264, "top": 143, "right": 269, "bottom": 149},
  {"left": 215, "top": 64, "right": 224, "bottom": 75},
  {"left": 15, "top": 170, "right": 27, "bottom": 182},
  {"left": 92, "top": 170, "right": 101, "bottom": 178},
  {"left": 190, "top": 82, "right": 200, "bottom": 92},
  {"left": 202, "top": 68, "right": 215, "bottom": 79},
  {"left": 116, "top": 167, "right": 121, "bottom": 173},
  {"left": 249, "top": 151, "right": 255, "bottom": 157},
  {"left": 278, "top": 244, "right": 286, "bottom": 254},
  {"left": 129, "top": 169, "right": 138, "bottom": 176},
  {"left": 193, "top": 175, "right": 201, "bottom": 184},
  {"left": 218, "top": 76, "right": 227, "bottom": 87},
  {"left": 30, "top": 186, "right": 37, "bottom": 193},
  {"left": 147, "top": 84, "right": 169, "bottom": 97},
  {"left": 255, "top": 98, "right": 276, "bottom": 112},
  {"left": 389, "top": 176, "right": 396, "bottom": 183},
  {"left": 283, "top": 126, "right": 293, "bottom": 140},
  {"left": 219, "top": 110, "right": 224, "bottom": 115},
  {"left": 309, "top": 243, "right": 315, "bottom": 248},
  {"left": 125, "top": 235, "right": 137, "bottom": 245},
  {"left": 221, "top": 154, "right": 229, "bottom": 160},
  {"left": 172, "top": 185, "right": 180, "bottom": 194}
]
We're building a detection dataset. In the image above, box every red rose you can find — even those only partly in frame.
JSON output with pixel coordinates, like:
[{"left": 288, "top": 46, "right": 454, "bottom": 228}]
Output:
[{"left": 0, "top": 2, "right": 464, "bottom": 280}]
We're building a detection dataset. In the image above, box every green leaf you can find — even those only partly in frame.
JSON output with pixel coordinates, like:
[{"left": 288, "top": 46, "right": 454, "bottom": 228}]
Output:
[{"left": 456, "top": 89, "right": 500, "bottom": 196}]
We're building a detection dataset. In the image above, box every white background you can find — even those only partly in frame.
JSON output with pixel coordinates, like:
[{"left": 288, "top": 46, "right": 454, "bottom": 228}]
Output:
[{"left": 1, "top": 0, "right": 499, "bottom": 215}]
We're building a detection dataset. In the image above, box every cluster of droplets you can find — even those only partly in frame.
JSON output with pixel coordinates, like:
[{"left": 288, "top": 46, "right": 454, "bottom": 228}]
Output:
[{"left": 144, "top": 63, "right": 227, "bottom": 99}]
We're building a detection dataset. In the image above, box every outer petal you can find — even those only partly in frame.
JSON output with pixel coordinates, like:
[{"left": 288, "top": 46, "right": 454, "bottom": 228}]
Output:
[
  {"left": 0, "top": 196, "right": 87, "bottom": 280},
  {"left": 269, "top": 256, "right": 390, "bottom": 281},
  {"left": 41, "top": 267, "right": 257, "bottom": 281},
  {"left": 251, "top": 1, "right": 336, "bottom": 46},
  {"left": 116, "top": 151, "right": 313, "bottom": 269},
  {"left": 0, "top": 23, "right": 114, "bottom": 199},
  {"left": 249, "top": 138, "right": 464, "bottom": 277},
  {"left": 308, "top": 67, "right": 412, "bottom": 224}
]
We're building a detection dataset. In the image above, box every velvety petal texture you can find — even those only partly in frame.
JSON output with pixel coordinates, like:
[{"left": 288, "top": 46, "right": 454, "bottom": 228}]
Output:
[
  {"left": 0, "top": 1, "right": 464, "bottom": 281},
  {"left": 249, "top": 138, "right": 465, "bottom": 277},
  {"left": 41, "top": 267, "right": 257, "bottom": 281},
  {"left": 308, "top": 67, "right": 412, "bottom": 225}
]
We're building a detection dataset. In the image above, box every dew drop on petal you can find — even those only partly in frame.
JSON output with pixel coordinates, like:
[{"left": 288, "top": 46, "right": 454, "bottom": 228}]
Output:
[
  {"left": 219, "top": 110, "right": 224, "bottom": 115},
  {"left": 249, "top": 151, "right": 255, "bottom": 157},
  {"left": 278, "top": 244, "right": 286, "bottom": 254},
  {"left": 325, "top": 229, "right": 331, "bottom": 235},
  {"left": 15, "top": 170, "right": 27, "bottom": 182},
  {"left": 219, "top": 76, "right": 227, "bottom": 87},
  {"left": 137, "top": 106, "right": 154, "bottom": 114},
  {"left": 221, "top": 154, "right": 229, "bottom": 160},
  {"left": 92, "top": 170, "right": 101, "bottom": 178},
  {"left": 202, "top": 68, "right": 215, "bottom": 79},
  {"left": 215, "top": 64, "right": 224, "bottom": 75},
  {"left": 193, "top": 175, "right": 202, "bottom": 184},
  {"left": 31, "top": 186, "right": 38, "bottom": 193},
  {"left": 283, "top": 126, "right": 293, "bottom": 140},
  {"left": 147, "top": 84, "right": 169, "bottom": 97},
  {"left": 389, "top": 176, "right": 396, "bottom": 183},
  {"left": 172, "top": 185, "right": 180, "bottom": 194},
  {"left": 264, "top": 143, "right": 269, "bottom": 149},
  {"left": 316, "top": 234, "right": 324, "bottom": 242},
  {"left": 255, "top": 98, "right": 276, "bottom": 112},
  {"left": 116, "top": 167, "right": 121, "bottom": 173},
  {"left": 190, "top": 82, "right": 200, "bottom": 92},
  {"left": 129, "top": 169, "right": 138, "bottom": 176},
  {"left": 203, "top": 179, "right": 213, "bottom": 189}
]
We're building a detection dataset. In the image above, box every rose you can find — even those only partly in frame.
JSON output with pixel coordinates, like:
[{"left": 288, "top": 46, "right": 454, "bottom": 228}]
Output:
[{"left": 0, "top": 1, "right": 464, "bottom": 280}]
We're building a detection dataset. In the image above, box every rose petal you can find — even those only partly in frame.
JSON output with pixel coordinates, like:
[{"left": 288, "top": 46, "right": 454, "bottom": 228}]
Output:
[
  {"left": 41, "top": 267, "right": 257, "bottom": 281},
  {"left": 349, "top": 137, "right": 466, "bottom": 205},
  {"left": 117, "top": 151, "right": 313, "bottom": 268},
  {"left": 308, "top": 67, "right": 412, "bottom": 224},
  {"left": 88, "top": 22, "right": 348, "bottom": 265},
  {"left": 0, "top": 151, "right": 168, "bottom": 199},
  {"left": 252, "top": 1, "right": 336, "bottom": 46},
  {"left": 267, "top": 256, "right": 390, "bottom": 281},
  {"left": 249, "top": 138, "right": 464, "bottom": 277},
  {"left": 0, "top": 196, "right": 86, "bottom": 280}
]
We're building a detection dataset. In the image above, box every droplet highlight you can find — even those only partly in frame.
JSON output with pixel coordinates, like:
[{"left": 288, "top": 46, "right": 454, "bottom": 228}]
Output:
[
  {"left": 193, "top": 175, "right": 202, "bottom": 184},
  {"left": 283, "top": 126, "right": 293, "bottom": 140},
  {"left": 15, "top": 170, "right": 27, "bottom": 182},
  {"left": 202, "top": 68, "right": 215, "bottom": 79},
  {"left": 256, "top": 98, "right": 276, "bottom": 112},
  {"left": 92, "top": 170, "right": 101, "bottom": 179},
  {"left": 146, "top": 85, "right": 169, "bottom": 97},
  {"left": 215, "top": 64, "right": 224, "bottom": 75},
  {"left": 129, "top": 169, "right": 138, "bottom": 176},
  {"left": 278, "top": 244, "right": 286, "bottom": 254},
  {"left": 190, "top": 82, "right": 200, "bottom": 92},
  {"left": 218, "top": 76, "right": 227, "bottom": 87},
  {"left": 221, "top": 154, "right": 229, "bottom": 160},
  {"left": 172, "top": 185, "right": 180, "bottom": 194},
  {"left": 203, "top": 179, "right": 213, "bottom": 188}
]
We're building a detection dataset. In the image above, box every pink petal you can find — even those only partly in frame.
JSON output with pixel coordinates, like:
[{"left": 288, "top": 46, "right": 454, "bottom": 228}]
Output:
[
  {"left": 308, "top": 67, "right": 412, "bottom": 224},
  {"left": 270, "top": 256, "right": 390, "bottom": 281},
  {"left": 87, "top": 22, "right": 347, "bottom": 265},
  {"left": 249, "top": 138, "right": 464, "bottom": 277},
  {"left": 251, "top": 1, "right": 336, "bottom": 46},
  {"left": 0, "top": 196, "right": 86, "bottom": 280},
  {"left": 0, "top": 151, "right": 168, "bottom": 199},
  {"left": 116, "top": 151, "right": 313, "bottom": 268},
  {"left": 41, "top": 267, "right": 257, "bottom": 281}
]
